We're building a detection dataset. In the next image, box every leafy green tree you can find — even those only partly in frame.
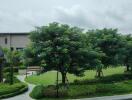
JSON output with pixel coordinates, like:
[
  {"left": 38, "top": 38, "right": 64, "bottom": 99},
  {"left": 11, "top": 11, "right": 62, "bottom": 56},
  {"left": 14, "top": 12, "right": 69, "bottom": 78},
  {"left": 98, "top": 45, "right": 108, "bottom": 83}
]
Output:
[
  {"left": 29, "top": 22, "right": 102, "bottom": 84},
  {"left": 86, "top": 28, "right": 124, "bottom": 67},
  {"left": 122, "top": 35, "right": 132, "bottom": 71},
  {"left": 0, "top": 47, "right": 4, "bottom": 82},
  {"left": 23, "top": 46, "right": 41, "bottom": 67},
  {"left": 3, "top": 49, "right": 22, "bottom": 84}
]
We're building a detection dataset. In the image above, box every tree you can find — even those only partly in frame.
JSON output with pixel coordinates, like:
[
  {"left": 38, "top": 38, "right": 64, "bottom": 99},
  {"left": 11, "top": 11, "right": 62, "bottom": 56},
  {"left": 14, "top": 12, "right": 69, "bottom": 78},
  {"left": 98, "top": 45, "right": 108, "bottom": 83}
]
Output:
[
  {"left": 23, "top": 45, "right": 41, "bottom": 67},
  {"left": 122, "top": 35, "right": 132, "bottom": 71},
  {"left": 29, "top": 22, "right": 102, "bottom": 84},
  {"left": 3, "top": 49, "right": 22, "bottom": 84},
  {"left": 0, "top": 47, "right": 4, "bottom": 82},
  {"left": 86, "top": 28, "right": 124, "bottom": 67}
]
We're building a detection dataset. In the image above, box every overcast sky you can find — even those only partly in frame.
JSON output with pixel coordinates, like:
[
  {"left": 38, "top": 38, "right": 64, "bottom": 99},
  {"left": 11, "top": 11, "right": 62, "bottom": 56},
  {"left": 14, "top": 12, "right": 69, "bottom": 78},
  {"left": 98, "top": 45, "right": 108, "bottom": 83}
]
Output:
[{"left": 0, "top": 0, "right": 132, "bottom": 34}]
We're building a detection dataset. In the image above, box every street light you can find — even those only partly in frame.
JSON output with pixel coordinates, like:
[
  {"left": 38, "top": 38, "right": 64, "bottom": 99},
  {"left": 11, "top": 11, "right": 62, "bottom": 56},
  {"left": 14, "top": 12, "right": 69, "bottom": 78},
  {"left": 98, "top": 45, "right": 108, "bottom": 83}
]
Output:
[{"left": 0, "top": 49, "right": 4, "bottom": 82}]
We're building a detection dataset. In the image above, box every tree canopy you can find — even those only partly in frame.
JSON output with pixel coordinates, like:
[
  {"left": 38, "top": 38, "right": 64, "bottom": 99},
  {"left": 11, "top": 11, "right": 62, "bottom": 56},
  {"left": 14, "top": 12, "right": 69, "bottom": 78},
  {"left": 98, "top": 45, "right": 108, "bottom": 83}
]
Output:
[{"left": 29, "top": 22, "right": 102, "bottom": 84}]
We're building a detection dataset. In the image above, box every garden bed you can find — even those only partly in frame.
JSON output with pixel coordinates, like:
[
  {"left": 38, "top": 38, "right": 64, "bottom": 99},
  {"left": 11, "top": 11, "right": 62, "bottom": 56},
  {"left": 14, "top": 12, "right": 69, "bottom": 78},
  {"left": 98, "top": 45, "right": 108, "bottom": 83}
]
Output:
[
  {"left": 30, "top": 80, "right": 132, "bottom": 99},
  {"left": 0, "top": 82, "right": 28, "bottom": 99}
]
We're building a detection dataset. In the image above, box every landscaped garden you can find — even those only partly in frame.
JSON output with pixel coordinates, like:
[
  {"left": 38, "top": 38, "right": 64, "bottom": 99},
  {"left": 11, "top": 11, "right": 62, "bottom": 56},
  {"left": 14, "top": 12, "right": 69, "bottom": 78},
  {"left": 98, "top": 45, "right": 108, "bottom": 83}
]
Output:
[
  {"left": 0, "top": 47, "right": 28, "bottom": 99},
  {"left": 0, "top": 22, "right": 132, "bottom": 100},
  {"left": 26, "top": 67, "right": 132, "bottom": 99},
  {"left": 23, "top": 22, "right": 132, "bottom": 100},
  {"left": 0, "top": 82, "right": 28, "bottom": 99}
]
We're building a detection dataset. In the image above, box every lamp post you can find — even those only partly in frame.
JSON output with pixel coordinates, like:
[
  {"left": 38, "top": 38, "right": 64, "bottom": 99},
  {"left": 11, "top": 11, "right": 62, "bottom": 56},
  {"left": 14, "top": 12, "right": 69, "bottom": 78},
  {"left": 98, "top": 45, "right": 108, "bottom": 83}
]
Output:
[{"left": 0, "top": 49, "right": 4, "bottom": 82}]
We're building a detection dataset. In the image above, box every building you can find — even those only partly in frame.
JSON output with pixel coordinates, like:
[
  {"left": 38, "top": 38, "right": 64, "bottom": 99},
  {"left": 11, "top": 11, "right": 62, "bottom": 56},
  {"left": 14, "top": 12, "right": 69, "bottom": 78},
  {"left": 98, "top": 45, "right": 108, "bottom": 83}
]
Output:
[{"left": 0, "top": 33, "right": 30, "bottom": 50}]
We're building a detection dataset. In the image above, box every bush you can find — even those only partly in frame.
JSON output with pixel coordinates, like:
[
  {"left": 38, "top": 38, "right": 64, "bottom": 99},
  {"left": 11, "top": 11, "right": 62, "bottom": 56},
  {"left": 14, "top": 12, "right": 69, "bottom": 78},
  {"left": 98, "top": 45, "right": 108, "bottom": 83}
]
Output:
[
  {"left": 30, "top": 85, "right": 44, "bottom": 99},
  {"left": 4, "top": 74, "right": 20, "bottom": 83},
  {"left": 3, "top": 67, "right": 18, "bottom": 73},
  {"left": 73, "top": 74, "right": 132, "bottom": 85},
  {"left": 96, "top": 84, "right": 116, "bottom": 93},
  {"left": 30, "top": 85, "right": 68, "bottom": 99},
  {"left": 30, "top": 80, "right": 132, "bottom": 99},
  {"left": 43, "top": 85, "right": 68, "bottom": 98},
  {"left": 0, "top": 83, "right": 28, "bottom": 99}
]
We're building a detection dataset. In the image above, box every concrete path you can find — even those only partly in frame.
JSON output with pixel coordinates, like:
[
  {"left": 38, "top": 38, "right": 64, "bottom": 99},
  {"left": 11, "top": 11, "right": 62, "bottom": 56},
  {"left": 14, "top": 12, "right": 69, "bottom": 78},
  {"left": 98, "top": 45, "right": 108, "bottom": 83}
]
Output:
[
  {"left": 74, "top": 94, "right": 132, "bottom": 100},
  {"left": 4, "top": 75, "right": 35, "bottom": 100}
]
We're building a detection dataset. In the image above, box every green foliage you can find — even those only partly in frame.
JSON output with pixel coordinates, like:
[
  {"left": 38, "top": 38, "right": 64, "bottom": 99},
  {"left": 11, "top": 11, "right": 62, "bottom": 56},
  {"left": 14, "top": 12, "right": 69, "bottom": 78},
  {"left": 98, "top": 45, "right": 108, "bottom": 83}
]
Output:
[
  {"left": 30, "top": 85, "right": 44, "bottom": 99},
  {"left": 86, "top": 28, "right": 124, "bottom": 66},
  {"left": 0, "top": 83, "right": 28, "bottom": 99},
  {"left": 29, "top": 22, "right": 102, "bottom": 83},
  {"left": 23, "top": 46, "right": 41, "bottom": 66},
  {"left": 30, "top": 80, "right": 132, "bottom": 99},
  {"left": 73, "top": 74, "right": 132, "bottom": 85}
]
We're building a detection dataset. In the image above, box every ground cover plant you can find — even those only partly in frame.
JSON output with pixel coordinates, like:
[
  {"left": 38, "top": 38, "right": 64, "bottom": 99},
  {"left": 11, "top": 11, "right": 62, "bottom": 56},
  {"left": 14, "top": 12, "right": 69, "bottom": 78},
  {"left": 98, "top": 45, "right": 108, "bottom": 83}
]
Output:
[{"left": 0, "top": 78, "right": 28, "bottom": 99}]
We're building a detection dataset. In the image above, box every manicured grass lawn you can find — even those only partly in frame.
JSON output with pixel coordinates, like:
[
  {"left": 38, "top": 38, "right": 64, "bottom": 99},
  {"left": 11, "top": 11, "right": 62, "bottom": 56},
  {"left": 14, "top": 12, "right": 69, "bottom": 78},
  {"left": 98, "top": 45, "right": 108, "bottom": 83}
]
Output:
[
  {"left": 28, "top": 66, "right": 132, "bottom": 99},
  {"left": 25, "top": 67, "right": 124, "bottom": 85}
]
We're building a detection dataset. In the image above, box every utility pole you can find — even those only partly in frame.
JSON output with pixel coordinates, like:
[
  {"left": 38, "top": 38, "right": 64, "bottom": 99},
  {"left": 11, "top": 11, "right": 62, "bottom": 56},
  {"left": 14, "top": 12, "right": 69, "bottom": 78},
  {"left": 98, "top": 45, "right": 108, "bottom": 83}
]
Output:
[
  {"left": 56, "top": 70, "right": 59, "bottom": 98},
  {"left": 9, "top": 52, "right": 13, "bottom": 85}
]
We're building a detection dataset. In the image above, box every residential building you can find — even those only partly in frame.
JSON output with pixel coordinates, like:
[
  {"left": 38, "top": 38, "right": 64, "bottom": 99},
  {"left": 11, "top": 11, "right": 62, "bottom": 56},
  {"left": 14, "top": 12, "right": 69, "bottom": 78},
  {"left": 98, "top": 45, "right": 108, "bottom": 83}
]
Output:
[{"left": 0, "top": 33, "right": 30, "bottom": 50}]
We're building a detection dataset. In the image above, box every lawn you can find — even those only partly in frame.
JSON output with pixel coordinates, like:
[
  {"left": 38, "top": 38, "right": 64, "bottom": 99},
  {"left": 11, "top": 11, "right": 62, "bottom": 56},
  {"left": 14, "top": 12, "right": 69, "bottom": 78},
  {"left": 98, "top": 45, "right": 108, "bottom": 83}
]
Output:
[
  {"left": 28, "top": 66, "right": 132, "bottom": 99},
  {"left": 25, "top": 67, "right": 124, "bottom": 85}
]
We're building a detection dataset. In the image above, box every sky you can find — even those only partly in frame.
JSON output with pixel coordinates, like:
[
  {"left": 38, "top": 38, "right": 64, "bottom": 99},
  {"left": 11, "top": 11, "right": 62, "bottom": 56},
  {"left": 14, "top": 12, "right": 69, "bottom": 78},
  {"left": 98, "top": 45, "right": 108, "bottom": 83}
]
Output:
[{"left": 0, "top": 0, "right": 132, "bottom": 34}]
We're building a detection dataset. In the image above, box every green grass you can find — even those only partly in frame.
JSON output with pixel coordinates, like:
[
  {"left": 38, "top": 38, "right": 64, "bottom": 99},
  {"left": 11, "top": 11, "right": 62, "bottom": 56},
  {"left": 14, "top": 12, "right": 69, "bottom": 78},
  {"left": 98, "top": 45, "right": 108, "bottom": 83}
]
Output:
[
  {"left": 25, "top": 67, "right": 124, "bottom": 85},
  {"left": 28, "top": 67, "right": 132, "bottom": 99},
  {"left": 31, "top": 80, "right": 132, "bottom": 100},
  {"left": 0, "top": 82, "right": 28, "bottom": 98}
]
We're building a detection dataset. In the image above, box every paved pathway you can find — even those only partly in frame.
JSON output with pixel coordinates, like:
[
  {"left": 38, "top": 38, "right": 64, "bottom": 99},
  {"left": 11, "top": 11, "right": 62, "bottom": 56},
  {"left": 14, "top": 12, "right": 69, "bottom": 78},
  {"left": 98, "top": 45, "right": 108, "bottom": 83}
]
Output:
[
  {"left": 4, "top": 75, "right": 35, "bottom": 100},
  {"left": 73, "top": 94, "right": 132, "bottom": 100}
]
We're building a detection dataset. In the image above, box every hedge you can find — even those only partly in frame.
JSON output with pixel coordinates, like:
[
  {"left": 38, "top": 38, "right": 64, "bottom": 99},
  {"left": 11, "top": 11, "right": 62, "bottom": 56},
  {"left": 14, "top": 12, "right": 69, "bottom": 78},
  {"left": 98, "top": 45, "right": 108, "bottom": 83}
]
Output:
[{"left": 0, "top": 83, "right": 28, "bottom": 99}]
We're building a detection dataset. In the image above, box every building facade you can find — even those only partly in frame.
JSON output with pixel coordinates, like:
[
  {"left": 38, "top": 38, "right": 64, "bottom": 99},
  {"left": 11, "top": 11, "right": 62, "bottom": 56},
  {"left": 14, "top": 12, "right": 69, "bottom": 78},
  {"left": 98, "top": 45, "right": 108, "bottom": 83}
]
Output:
[{"left": 0, "top": 33, "right": 30, "bottom": 50}]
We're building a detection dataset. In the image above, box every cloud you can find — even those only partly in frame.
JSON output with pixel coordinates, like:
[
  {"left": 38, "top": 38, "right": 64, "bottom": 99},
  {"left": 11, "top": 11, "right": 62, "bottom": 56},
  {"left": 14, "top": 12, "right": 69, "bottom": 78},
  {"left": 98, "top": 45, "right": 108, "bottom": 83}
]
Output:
[
  {"left": 54, "top": 5, "right": 94, "bottom": 28},
  {"left": 53, "top": 1, "right": 132, "bottom": 34},
  {"left": 0, "top": 0, "right": 132, "bottom": 34}
]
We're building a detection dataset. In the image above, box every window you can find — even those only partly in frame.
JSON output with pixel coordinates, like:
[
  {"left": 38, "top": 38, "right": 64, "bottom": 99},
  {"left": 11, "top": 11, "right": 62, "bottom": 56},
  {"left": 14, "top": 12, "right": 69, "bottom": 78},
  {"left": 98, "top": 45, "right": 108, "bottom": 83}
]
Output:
[
  {"left": 5, "top": 38, "right": 8, "bottom": 44},
  {"left": 11, "top": 47, "right": 14, "bottom": 51},
  {"left": 16, "top": 48, "right": 23, "bottom": 51}
]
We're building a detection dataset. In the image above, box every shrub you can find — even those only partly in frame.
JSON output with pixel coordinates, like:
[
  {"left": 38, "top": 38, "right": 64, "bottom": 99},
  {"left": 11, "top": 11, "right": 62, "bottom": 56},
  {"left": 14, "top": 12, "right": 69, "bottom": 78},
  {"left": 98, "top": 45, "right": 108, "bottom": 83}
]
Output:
[
  {"left": 96, "top": 84, "right": 116, "bottom": 93},
  {"left": 4, "top": 75, "right": 20, "bottom": 83},
  {"left": 30, "top": 85, "right": 68, "bottom": 99},
  {"left": 30, "top": 85, "right": 44, "bottom": 99},
  {"left": 0, "top": 83, "right": 28, "bottom": 99},
  {"left": 3, "top": 67, "right": 18, "bottom": 73},
  {"left": 43, "top": 85, "right": 68, "bottom": 98},
  {"left": 73, "top": 74, "right": 132, "bottom": 85}
]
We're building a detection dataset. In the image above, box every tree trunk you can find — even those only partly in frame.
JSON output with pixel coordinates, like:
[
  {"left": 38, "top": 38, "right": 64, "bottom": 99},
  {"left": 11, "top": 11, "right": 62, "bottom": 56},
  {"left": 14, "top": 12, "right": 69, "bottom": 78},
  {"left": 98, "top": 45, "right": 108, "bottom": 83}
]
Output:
[
  {"left": 61, "top": 72, "right": 66, "bottom": 84},
  {"left": 96, "top": 70, "right": 103, "bottom": 78},
  {"left": 126, "top": 64, "right": 130, "bottom": 71},
  {"left": 10, "top": 65, "right": 14, "bottom": 85},
  {"left": 97, "top": 71, "right": 101, "bottom": 77}
]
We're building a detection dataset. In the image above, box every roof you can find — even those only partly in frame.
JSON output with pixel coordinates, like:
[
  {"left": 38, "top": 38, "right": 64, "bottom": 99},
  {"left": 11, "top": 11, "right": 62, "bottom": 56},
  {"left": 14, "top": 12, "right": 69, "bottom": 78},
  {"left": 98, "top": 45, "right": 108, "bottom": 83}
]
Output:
[{"left": 0, "top": 32, "right": 29, "bottom": 35}]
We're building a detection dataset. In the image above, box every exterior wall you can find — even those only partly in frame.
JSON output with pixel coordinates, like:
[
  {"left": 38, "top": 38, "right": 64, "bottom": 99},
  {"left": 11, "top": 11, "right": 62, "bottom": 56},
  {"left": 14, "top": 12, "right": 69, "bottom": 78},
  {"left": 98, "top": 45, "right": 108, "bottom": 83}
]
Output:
[
  {"left": 0, "top": 33, "right": 30, "bottom": 50},
  {"left": 0, "top": 34, "right": 11, "bottom": 49}
]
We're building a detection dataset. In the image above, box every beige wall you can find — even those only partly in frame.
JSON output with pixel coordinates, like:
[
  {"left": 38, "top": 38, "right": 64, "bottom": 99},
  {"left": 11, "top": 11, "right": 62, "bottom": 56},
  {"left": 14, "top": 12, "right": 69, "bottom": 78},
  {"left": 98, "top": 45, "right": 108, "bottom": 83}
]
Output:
[{"left": 0, "top": 34, "right": 30, "bottom": 50}]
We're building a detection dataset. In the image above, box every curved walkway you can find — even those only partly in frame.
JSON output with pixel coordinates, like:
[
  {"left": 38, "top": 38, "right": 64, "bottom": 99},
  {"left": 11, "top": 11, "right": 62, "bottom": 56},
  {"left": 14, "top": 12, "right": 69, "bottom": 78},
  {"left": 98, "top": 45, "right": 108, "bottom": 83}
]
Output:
[
  {"left": 76, "top": 94, "right": 132, "bottom": 100},
  {"left": 4, "top": 75, "right": 35, "bottom": 100}
]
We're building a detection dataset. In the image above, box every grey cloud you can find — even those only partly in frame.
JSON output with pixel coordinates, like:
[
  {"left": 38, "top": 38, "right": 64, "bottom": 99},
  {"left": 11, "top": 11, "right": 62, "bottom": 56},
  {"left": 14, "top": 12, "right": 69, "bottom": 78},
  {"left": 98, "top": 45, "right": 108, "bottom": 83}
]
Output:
[
  {"left": 0, "top": 0, "right": 132, "bottom": 34},
  {"left": 54, "top": 5, "right": 94, "bottom": 28}
]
